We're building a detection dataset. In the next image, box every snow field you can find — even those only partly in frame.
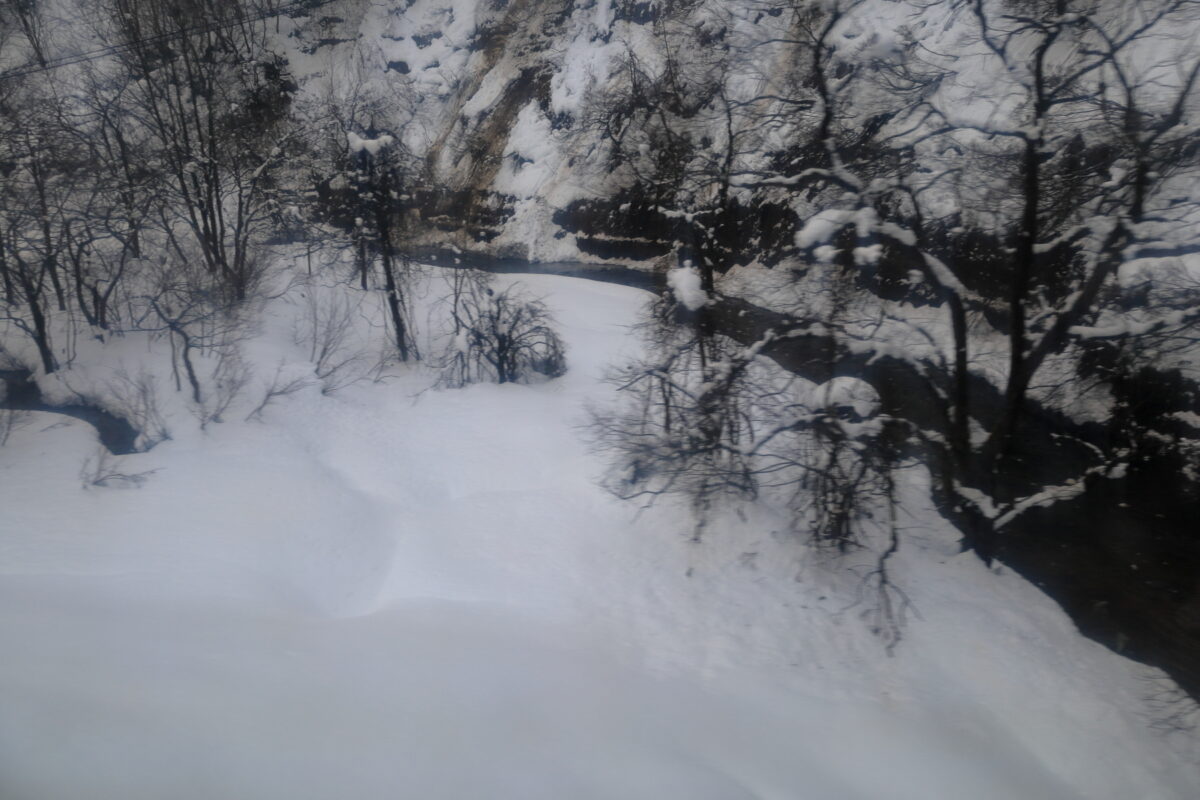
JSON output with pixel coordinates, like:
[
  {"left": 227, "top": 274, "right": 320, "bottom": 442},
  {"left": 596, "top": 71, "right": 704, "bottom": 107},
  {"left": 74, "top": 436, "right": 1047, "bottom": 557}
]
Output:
[{"left": 1, "top": 265, "right": 1197, "bottom": 799}]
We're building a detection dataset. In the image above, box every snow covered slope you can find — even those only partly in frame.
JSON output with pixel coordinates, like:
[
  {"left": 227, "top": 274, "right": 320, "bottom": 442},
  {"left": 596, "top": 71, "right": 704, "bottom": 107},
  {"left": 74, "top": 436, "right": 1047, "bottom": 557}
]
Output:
[{"left": 1, "top": 269, "right": 1197, "bottom": 799}]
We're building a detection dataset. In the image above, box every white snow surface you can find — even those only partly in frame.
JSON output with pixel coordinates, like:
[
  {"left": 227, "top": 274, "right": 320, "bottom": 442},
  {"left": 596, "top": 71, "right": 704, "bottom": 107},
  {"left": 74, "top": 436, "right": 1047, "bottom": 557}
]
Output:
[
  {"left": 1, "top": 269, "right": 1198, "bottom": 799},
  {"left": 810, "top": 377, "right": 882, "bottom": 419},
  {"left": 346, "top": 132, "right": 395, "bottom": 156},
  {"left": 667, "top": 265, "right": 709, "bottom": 311}
]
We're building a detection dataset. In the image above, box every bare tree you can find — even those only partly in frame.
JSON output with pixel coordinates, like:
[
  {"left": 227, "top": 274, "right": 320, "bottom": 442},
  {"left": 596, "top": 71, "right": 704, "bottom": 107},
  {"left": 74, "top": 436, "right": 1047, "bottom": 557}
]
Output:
[
  {"left": 294, "top": 284, "right": 368, "bottom": 394},
  {"left": 105, "top": 0, "right": 294, "bottom": 303},
  {"left": 289, "top": 38, "right": 429, "bottom": 362},
  {"left": 436, "top": 270, "right": 566, "bottom": 387},
  {"left": 728, "top": 0, "right": 1200, "bottom": 560},
  {"left": 354, "top": 132, "right": 419, "bottom": 362},
  {"left": 130, "top": 251, "right": 251, "bottom": 409},
  {"left": 105, "top": 367, "right": 170, "bottom": 450},
  {"left": 244, "top": 361, "right": 311, "bottom": 421}
]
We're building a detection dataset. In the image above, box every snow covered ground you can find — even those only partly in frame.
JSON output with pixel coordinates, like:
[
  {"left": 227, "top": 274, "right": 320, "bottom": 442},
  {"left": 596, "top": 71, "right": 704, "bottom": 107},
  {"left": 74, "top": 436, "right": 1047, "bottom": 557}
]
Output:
[{"left": 1, "top": 269, "right": 1197, "bottom": 799}]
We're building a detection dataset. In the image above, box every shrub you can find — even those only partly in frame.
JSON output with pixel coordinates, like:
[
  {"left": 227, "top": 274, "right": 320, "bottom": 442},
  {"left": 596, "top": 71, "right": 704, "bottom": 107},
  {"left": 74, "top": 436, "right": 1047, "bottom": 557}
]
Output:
[{"left": 438, "top": 271, "right": 566, "bottom": 387}]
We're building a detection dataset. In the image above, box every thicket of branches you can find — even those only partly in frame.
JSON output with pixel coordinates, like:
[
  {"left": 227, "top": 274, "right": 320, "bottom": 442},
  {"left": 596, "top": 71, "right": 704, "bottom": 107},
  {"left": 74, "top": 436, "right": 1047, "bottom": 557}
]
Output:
[
  {"left": 0, "top": 0, "right": 296, "bottom": 379},
  {"left": 581, "top": 0, "right": 1200, "bottom": 649},
  {"left": 0, "top": 0, "right": 440, "bottom": 428},
  {"left": 435, "top": 269, "right": 566, "bottom": 387}
]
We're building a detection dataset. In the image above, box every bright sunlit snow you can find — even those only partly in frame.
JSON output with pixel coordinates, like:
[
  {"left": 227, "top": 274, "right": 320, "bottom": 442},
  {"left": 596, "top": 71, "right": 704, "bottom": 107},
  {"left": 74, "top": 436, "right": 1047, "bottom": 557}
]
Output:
[{"left": 1, "top": 270, "right": 1196, "bottom": 799}]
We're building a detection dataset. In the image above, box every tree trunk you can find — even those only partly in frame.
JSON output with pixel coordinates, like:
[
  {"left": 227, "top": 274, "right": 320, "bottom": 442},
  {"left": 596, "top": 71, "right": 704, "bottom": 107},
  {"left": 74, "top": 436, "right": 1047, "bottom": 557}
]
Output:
[{"left": 17, "top": 268, "right": 57, "bottom": 374}]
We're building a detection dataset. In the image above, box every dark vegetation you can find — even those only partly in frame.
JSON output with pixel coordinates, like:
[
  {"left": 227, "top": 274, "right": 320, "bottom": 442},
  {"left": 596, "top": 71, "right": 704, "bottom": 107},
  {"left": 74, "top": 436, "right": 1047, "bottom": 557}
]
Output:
[{"left": 560, "top": 0, "right": 1200, "bottom": 698}]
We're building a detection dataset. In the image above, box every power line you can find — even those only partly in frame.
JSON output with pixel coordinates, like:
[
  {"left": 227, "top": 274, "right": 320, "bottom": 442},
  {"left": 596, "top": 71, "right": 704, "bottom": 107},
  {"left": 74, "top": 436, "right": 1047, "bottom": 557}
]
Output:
[{"left": 0, "top": 0, "right": 338, "bottom": 83}]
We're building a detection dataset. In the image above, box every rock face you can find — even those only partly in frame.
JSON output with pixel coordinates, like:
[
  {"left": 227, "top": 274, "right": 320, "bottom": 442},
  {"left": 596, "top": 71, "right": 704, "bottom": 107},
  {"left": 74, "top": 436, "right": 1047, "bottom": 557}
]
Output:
[{"left": 284, "top": 0, "right": 799, "bottom": 267}]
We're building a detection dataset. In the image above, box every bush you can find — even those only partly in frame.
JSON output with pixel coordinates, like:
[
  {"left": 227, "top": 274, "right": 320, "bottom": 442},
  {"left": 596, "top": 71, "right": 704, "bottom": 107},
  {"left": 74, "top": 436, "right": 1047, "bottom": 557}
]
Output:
[{"left": 438, "top": 271, "right": 566, "bottom": 387}]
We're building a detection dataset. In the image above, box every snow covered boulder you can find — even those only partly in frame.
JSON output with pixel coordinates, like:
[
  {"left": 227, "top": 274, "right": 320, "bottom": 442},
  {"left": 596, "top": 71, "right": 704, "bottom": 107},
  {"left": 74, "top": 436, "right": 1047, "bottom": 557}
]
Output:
[
  {"left": 809, "top": 376, "right": 882, "bottom": 421},
  {"left": 666, "top": 264, "right": 708, "bottom": 312}
]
